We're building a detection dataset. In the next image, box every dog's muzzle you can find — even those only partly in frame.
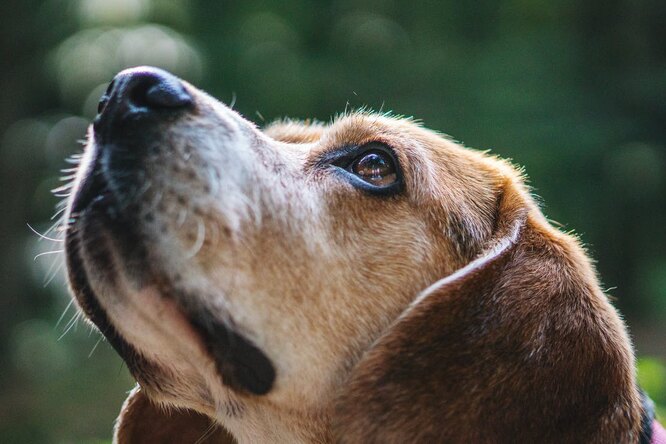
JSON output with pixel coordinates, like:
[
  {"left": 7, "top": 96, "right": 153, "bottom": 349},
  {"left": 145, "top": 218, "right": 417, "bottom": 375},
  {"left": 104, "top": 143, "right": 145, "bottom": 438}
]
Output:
[{"left": 65, "top": 67, "right": 276, "bottom": 396}]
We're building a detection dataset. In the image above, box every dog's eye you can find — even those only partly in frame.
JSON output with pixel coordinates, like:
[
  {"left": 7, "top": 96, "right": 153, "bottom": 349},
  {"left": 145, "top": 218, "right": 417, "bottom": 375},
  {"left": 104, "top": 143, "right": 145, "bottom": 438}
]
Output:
[
  {"left": 327, "top": 142, "right": 403, "bottom": 195},
  {"left": 351, "top": 151, "right": 397, "bottom": 186}
]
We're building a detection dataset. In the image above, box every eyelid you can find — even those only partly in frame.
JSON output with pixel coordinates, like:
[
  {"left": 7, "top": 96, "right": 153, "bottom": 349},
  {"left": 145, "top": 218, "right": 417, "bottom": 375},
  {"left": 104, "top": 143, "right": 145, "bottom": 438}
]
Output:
[
  {"left": 319, "top": 142, "right": 404, "bottom": 195},
  {"left": 316, "top": 145, "right": 362, "bottom": 168},
  {"left": 329, "top": 143, "right": 398, "bottom": 170}
]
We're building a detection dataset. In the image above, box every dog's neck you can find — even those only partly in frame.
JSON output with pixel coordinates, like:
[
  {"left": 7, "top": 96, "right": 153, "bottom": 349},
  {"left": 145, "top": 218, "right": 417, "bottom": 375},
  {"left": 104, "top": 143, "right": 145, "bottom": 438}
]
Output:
[{"left": 218, "top": 400, "right": 331, "bottom": 443}]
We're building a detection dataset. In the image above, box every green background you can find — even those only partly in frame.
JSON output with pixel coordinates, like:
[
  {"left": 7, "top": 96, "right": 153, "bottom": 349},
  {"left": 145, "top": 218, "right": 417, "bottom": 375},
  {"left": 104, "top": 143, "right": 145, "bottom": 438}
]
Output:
[{"left": 1, "top": 0, "right": 664, "bottom": 441}]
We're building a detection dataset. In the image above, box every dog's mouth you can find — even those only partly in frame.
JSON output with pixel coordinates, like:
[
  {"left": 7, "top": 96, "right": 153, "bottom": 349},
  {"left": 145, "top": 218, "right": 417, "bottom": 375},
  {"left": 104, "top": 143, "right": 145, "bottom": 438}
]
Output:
[
  {"left": 65, "top": 140, "right": 275, "bottom": 398},
  {"left": 65, "top": 169, "right": 159, "bottom": 385}
]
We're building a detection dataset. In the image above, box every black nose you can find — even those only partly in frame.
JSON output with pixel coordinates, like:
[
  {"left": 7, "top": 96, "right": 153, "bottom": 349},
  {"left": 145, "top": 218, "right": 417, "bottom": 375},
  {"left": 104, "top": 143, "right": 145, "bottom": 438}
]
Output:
[{"left": 95, "top": 67, "right": 193, "bottom": 135}]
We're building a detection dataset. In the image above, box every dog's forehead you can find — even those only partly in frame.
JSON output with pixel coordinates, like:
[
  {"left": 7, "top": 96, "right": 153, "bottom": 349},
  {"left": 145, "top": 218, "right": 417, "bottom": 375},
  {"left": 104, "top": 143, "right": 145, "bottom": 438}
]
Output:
[
  {"left": 322, "top": 114, "right": 421, "bottom": 147},
  {"left": 263, "top": 119, "right": 326, "bottom": 144},
  {"left": 264, "top": 113, "right": 424, "bottom": 149}
]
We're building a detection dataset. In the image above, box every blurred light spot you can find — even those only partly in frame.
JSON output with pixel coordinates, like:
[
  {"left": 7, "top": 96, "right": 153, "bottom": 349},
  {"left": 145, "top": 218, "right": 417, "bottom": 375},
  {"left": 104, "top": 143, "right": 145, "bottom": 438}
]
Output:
[
  {"left": 52, "top": 25, "right": 202, "bottom": 107},
  {"left": 82, "top": 82, "right": 109, "bottom": 119},
  {"left": 150, "top": 0, "right": 191, "bottom": 28},
  {"left": 238, "top": 41, "right": 304, "bottom": 105},
  {"left": 78, "top": 0, "right": 151, "bottom": 26},
  {"left": 332, "top": 13, "right": 409, "bottom": 56},
  {"left": 118, "top": 26, "right": 190, "bottom": 71},
  {"left": 239, "top": 12, "right": 299, "bottom": 49},
  {"left": 604, "top": 143, "right": 663, "bottom": 200},
  {"left": 12, "top": 319, "right": 71, "bottom": 381},
  {"left": 46, "top": 116, "right": 89, "bottom": 164},
  {"left": 335, "top": 0, "right": 397, "bottom": 13},
  {"left": 1, "top": 119, "right": 51, "bottom": 170}
]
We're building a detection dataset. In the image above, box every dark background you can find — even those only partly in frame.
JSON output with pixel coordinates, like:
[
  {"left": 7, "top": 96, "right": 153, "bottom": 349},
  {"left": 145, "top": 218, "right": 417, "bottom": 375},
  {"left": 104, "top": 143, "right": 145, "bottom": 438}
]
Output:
[{"left": 1, "top": 0, "right": 664, "bottom": 441}]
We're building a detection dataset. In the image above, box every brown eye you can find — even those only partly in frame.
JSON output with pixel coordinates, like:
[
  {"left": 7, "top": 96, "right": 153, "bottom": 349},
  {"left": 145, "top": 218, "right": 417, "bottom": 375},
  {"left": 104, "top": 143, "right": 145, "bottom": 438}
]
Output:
[
  {"left": 352, "top": 151, "right": 397, "bottom": 186},
  {"left": 326, "top": 142, "right": 403, "bottom": 195}
]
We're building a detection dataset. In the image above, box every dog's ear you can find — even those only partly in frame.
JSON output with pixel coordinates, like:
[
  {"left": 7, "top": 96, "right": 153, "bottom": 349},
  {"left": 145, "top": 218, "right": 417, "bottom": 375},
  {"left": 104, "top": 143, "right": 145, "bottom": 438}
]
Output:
[
  {"left": 334, "top": 178, "right": 642, "bottom": 443},
  {"left": 114, "top": 386, "right": 236, "bottom": 443}
]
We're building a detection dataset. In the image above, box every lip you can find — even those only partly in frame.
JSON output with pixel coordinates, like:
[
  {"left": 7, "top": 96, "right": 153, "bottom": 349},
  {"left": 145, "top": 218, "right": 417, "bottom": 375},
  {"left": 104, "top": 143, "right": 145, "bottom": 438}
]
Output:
[
  {"left": 65, "top": 165, "right": 151, "bottom": 351},
  {"left": 65, "top": 203, "right": 155, "bottom": 378},
  {"left": 65, "top": 156, "right": 276, "bottom": 395}
]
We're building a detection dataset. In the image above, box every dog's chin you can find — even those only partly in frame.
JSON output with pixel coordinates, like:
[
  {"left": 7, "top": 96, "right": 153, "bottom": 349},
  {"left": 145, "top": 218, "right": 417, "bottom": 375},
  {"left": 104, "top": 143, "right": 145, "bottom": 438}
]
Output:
[
  {"left": 65, "top": 192, "right": 165, "bottom": 391},
  {"left": 65, "top": 162, "right": 276, "bottom": 398}
]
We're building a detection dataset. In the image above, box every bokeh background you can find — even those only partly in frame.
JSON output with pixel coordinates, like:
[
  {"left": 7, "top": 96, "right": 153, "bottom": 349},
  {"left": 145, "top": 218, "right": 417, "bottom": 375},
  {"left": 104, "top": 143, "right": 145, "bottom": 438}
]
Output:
[{"left": 1, "top": 0, "right": 665, "bottom": 441}]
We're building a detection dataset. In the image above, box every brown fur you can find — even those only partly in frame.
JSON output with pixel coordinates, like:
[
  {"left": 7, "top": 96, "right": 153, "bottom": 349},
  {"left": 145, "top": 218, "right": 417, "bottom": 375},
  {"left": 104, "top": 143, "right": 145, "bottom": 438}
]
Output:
[
  {"left": 333, "top": 176, "right": 640, "bottom": 443},
  {"left": 64, "top": 73, "right": 642, "bottom": 443},
  {"left": 116, "top": 387, "right": 234, "bottom": 443}
]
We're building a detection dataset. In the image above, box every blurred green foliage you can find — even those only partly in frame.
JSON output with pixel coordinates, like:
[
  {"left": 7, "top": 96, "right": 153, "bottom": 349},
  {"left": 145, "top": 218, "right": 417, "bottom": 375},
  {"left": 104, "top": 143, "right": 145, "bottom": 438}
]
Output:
[
  {"left": 0, "top": 0, "right": 664, "bottom": 441},
  {"left": 638, "top": 357, "right": 666, "bottom": 419}
]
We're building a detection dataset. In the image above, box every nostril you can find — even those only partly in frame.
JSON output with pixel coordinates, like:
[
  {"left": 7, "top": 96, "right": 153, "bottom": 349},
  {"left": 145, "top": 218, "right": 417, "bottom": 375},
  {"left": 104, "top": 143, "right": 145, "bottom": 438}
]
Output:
[
  {"left": 97, "top": 94, "right": 109, "bottom": 115},
  {"left": 104, "top": 78, "right": 116, "bottom": 97},
  {"left": 98, "top": 67, "right": 193, "bottom": 120},
  {"left": 97, "top": 79, "right": 116, "bottom": 115},
  {"left": 94, "top": 67, "right": 194, "bottom": 136},
  {"left": 125, "top": 69, "right": 192, "bottom": 110},
  {"left": 145, "top": 81, "right": 193, "bottom": 108}
]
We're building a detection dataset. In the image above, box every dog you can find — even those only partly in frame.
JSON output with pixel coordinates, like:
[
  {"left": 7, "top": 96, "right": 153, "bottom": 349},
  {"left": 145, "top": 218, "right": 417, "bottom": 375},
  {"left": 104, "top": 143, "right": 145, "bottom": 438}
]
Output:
[{"left": 63, "top": 66, "right": 665, "bottom": 443}]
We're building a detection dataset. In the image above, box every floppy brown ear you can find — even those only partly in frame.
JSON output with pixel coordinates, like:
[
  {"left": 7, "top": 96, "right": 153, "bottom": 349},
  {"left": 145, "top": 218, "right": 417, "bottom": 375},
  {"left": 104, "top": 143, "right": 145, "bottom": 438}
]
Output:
[
  {"left": 114, "top": 386, "right": 235, "bottom": 443},
  {"left": 334, "top": 180, "right": 642, "bottom": 443}
]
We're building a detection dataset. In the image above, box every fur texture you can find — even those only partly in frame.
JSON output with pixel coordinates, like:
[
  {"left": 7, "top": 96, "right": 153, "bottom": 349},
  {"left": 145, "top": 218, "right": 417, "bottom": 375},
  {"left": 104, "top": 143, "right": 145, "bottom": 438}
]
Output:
[{"left": 64, "top": 68, "right": 642, "bottom": 443}]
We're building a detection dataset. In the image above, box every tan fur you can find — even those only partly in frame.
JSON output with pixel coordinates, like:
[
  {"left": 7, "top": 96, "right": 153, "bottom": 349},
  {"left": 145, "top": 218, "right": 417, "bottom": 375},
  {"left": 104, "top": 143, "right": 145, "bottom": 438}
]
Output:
[{"left": 65, "top": 79, "right": 642, "bottom": 443}]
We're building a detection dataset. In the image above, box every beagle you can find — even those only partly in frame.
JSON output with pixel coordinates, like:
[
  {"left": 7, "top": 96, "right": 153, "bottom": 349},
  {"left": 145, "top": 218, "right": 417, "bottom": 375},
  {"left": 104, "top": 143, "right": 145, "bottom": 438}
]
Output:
[{"left": 63, "top": 66, "right": 665, "bottom": 443}]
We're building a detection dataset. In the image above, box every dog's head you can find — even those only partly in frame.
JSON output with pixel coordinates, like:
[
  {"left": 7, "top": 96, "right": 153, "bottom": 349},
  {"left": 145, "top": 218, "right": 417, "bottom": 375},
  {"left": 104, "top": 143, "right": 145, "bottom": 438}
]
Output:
[{"left": 64, "top": 67, "right": 642, "bottom": 442}]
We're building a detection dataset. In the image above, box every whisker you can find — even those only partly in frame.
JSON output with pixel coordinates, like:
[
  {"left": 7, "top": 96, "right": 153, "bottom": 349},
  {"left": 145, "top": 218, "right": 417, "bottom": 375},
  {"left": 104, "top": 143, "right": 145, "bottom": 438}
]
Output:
[
  {"left": 27, "top": 223, "right": 63, "bottom": 243},
  {"left": 50, "top": 206, "right": 67, "bottom": 221},
  {"left": 185, "top": 218, "right": 206, "bottom": 259},
  {"left": 134, "top": 178, "right": 152, "bottom": 201},
  {"left": 57, "top": 174, "right": 76, "bottom": 182},
  {"left": 88, "top": 335, "right": 105, "bottom": 358},
  {"left": 33, "top": 250, "right": 64, "bottom": 261},
  {"left": 43, "top": 259, "right": 64, "bottom": 288},
  {"left": 195, "top": 420, "right": 219, "bottom": 444},
  {"left": 176, "top": 208, "right": 188, "bottom": 228},
  {"left": 52, "top": 183, "right": 74, "bottom": 193},
  {"left": 55, "top": 299, "right": 75, "bottom": 329},
  {"left": 117, "top": 361, "right": 125, "bottom": 377},
  {"left": 147, "top": 189, "right": 164, "bottom": 213},
  {"left": 66, "top": 153, "right": 83, "bottom": 164},
  {"left": 58, "top": 312, "right": 81, "bottom": 341},
  {"left": 43, "top": 218, "right": 66, "bottom": 239},
  {"left": 206, "top": 166, "right": 220, "bottom": 196}
]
